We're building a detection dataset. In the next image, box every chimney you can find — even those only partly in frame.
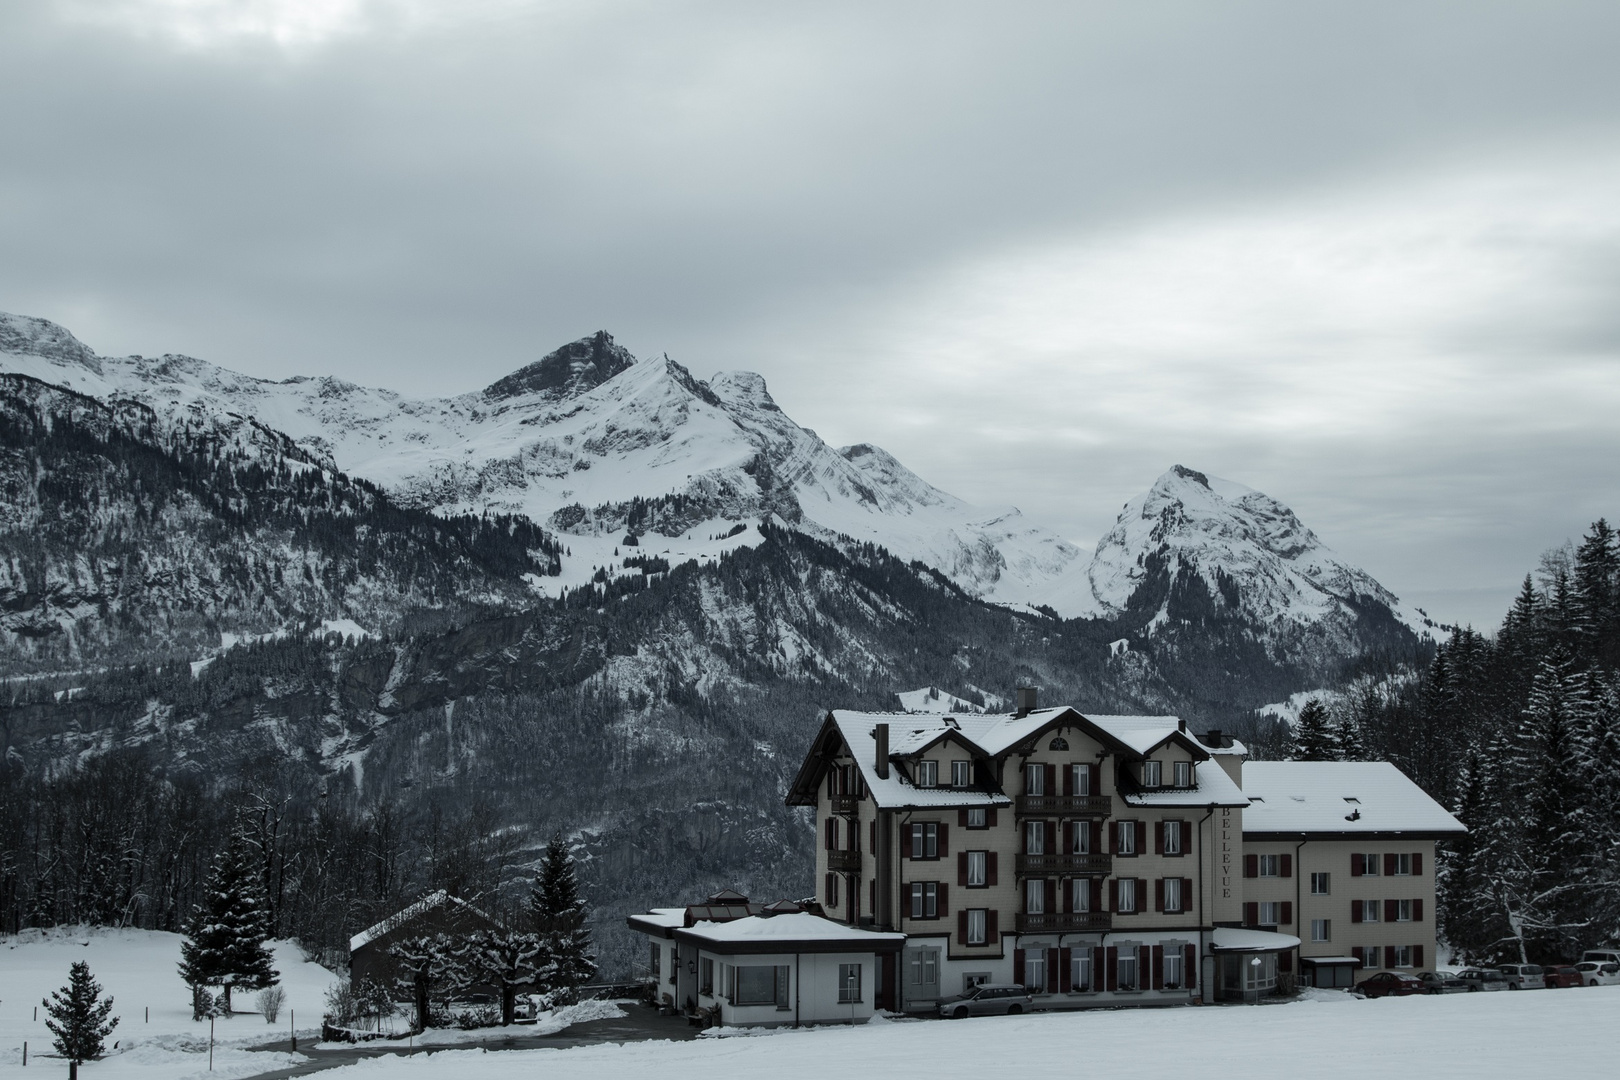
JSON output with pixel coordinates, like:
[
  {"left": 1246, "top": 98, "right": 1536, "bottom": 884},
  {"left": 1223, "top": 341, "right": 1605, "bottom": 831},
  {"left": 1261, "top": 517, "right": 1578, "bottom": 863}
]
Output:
[
  {"left": 1014, "top": 687, "right": 1038, "bottom": 719},
  {"left": 1203, "top": 729, "right": 1223, "bottom": 747},
  {"left": 874, "top": 723, "right": 889, "bottom": 779}
]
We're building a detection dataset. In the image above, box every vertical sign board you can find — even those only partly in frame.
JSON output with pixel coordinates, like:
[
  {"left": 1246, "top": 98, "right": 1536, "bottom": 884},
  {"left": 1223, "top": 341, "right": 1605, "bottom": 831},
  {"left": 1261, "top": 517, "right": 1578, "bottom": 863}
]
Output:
[{"left": 1219, "top": 809, "right": 1234, "bottom": 900}]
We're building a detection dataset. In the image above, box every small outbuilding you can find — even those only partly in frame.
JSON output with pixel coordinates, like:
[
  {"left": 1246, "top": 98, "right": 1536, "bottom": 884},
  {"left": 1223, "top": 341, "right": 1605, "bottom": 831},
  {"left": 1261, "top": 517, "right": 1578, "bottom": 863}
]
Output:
[{"left": 349, "top": 889, "right": 503, "bottom": 992}]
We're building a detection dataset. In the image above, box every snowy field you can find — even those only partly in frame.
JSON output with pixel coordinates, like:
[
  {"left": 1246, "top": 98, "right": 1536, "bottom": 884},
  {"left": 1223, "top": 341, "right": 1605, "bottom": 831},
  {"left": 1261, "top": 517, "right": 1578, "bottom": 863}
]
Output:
[
  {"left": 0, "top": 927, "right": 340, "bottom": 1078},
  {"left": 316, "top": 985, "right": 1620, "bottom": 1080}
]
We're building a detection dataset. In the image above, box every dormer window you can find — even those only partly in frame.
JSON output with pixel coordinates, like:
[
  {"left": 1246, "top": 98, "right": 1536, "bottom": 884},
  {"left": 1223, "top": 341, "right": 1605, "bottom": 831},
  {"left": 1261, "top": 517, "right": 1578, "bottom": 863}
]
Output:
[
  {"left": 1173, "top": 761, "right": 1192, "bottom": 788},
  {"left": 916, "top": 760, "right": 938, "bottom": 788},
  {"left": 1049, "top": 736, "right": 1069, "bottom": 751},
  {"left": 951, "top": 760, "right": 972, "bottom": 788},
  {"left": 1142, "top": 760, "right": 1162, "bottom": 788}
]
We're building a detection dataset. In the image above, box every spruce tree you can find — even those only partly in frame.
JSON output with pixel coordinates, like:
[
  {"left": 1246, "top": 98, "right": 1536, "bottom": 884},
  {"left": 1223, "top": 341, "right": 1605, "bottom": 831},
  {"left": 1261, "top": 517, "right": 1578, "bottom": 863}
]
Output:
[
  {"left": 1289, "top": 699, "right": 1337, "bottom": 761},
  {"left": 528, "top": 834, "right": 597, "bottom": 1002},
  {"left": 178, "top": 828, "right": 280, "bottom": 1015},
  {"left": 43, "top": 961, "right": 119, "bottom": 1064}
]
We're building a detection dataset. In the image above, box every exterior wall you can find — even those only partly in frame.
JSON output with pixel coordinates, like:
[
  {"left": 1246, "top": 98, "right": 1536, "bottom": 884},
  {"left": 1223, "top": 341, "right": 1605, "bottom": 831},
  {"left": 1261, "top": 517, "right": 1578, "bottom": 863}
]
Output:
[
  {"left": 648, "top": 938, "right": 678, "bottom": 1007},
  {"left": 694, "top": 949, "right": 878, "bottom": 1026},
  {"left": 1293, "top": 839, "right": 1438, "bottom": 977}
]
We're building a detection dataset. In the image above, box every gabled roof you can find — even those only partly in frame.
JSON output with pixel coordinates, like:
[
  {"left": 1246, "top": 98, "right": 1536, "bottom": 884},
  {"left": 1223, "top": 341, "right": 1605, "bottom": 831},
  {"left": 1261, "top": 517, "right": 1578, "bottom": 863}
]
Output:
[
  {"left": 348, "top": 890, "right": 499, "bottom": 953},
  {"left": 1123, "top": 760, "right": 1248, "bottom": 808},
  {"left": 1241, "top": 761, "right": 1466, "bottom": 838},
  {"left": 673, "top": 913, "right": 906, "bottom": 954}
]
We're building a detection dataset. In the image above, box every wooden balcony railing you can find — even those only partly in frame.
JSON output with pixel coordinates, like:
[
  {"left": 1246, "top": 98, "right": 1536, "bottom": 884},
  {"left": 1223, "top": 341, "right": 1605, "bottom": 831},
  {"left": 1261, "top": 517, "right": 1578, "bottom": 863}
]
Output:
[
  {"left": 1015, "top": 911, "right": 1112, "bottom": 933},
  {"left": 829, "top": 794, "right": 859, "bottom": 816},
  {"left": 1015, "top": 853, "right": 1112, "bottom": 878},
  {"left": 827, "top": 850, "right": 862, "bottom": 872},
  {"left": 1016, "top": 795, "right": 1112, "bottom": 817}
]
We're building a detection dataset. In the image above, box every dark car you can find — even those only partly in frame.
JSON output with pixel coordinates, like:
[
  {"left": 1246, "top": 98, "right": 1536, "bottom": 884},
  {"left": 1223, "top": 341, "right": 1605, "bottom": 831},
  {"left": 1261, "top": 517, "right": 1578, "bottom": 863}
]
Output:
[
  {"left": 1543, "top": 965, "right": 1583, "bottom": 989},
  {"left": 936, "top": 983, "right": 1035, "bottom": 1018},
  {"left": 1417, "top": 971, "right": 1469, "bottom": 994},
  {"left": 1355, "top": 972, "right": 1427, "bottom": 998}
]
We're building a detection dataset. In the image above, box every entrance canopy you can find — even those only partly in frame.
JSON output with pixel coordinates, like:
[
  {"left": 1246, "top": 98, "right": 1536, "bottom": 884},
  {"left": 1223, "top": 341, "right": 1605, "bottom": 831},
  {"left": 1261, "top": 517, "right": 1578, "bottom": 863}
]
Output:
[{"left": 1209, "top": 927, "right": 1301, "bottom": 953}]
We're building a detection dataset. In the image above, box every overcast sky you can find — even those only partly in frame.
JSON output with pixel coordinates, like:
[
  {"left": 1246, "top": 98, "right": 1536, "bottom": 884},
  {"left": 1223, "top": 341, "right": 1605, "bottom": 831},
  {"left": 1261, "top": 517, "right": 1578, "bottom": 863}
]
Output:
[{"left": 4, "top": 0, "right": 1619, "bottom": 628}]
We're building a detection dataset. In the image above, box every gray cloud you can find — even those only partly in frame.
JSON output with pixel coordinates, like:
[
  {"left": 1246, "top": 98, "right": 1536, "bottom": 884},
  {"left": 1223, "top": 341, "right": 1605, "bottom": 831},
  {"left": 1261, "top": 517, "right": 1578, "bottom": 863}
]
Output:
[{"left": 4, "top": 0, "right": 1620, "bottom": 628}]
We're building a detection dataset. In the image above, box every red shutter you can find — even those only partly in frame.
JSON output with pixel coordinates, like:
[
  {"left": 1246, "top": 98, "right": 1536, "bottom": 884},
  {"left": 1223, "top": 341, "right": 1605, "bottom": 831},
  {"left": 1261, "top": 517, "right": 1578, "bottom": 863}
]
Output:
[
  {"left": 1062, "top": 764, "right": 1072, "bottom": 796},
  {"left": 1064, "top": 878, "right": 1074, "bottom": 913},
  {"left": 870, "top": 820, "right": 877, "bottom": 852},
  {"left": 1351, "top": 853, "right": 1363, "bottom": 877},
  {"left": 1385, "top": 945, "right": 1397, "bottom": 969},
  {"left": 1181, "top": 821, "right": 1192, "bottom": 853},
  {"left": 987, "top": 852, "right": 998, "bottom": 886},
  {"left": 1351, "top": 901, "right": 1363, "bottom": 924},
  {"left": 826, "top": 873, "right": 838, "bottom": 906},
  {"left": 1045, "top": 763, "right": 1056, "bottom": 795},
  {"left": 1060, "top": 948, "right": 1073, "bottom": 992},
  {"left": 1280, "top": 901, "right": 1292, "bottom": 925},
  {"left": 957, "top": 908, "right": 967, "bottom": 946},
  {"left": 1384, "top": 853, "right": 1397, "bottom": 877},
  {"left": 1413, "top": 944, "right": 1424, "bottom": 968},
  {"left": 939, "top": 823, "right": 949, "bottom": 857},
  {"left": 987, "top": 909, "right": 998, "bottom": 943},
  {"left": 1185, "top": 944, "right": 1197, "bottom": 990},
  {"left": 1045, "top": 819, "right": 1057, "bottom": 854},
  {"left": 1413, "top": 852, "right": 1423, "bottom": 876},
  {"left": 958, "top": 851, "right": 968, "bottom": 886},
  {"left": 1090, "top": 764, "right": 1101, "bottom": 794},
  {"left": 901, "top": 825, "right": 912, "bottom": 858},
  {"left": 1139, "top": 879, "right": 1149, "bottom": 911},
  {"left": 1091, "top": 820, "right": 1103, "bottom": 855},
  {"left": 1109, "top": 878, "right": 1119, "bottom": 912},
  {"left": 958, "top": 808, "right": 968, "bottom": 828},
  {"left": 1014, "top": 948, "right": 1025, "bottom": 987},
  {"left": 1155, "top": 820, "right": 1165, "bottom": 855},
  {"left": 870, "top": 879, "right": 876, "bottom": 917},
  {"left": 938, "top": 883, "right": 949, "bottom": 917},
  {"left": 1090, "top": 878, "right": 1104, "bottom": 912},
  {"left": 1183, "top": 879, "right": 1194, "bottom": 915},
  {"left": 1106, "top": 947, "right": 1118, "bottom": 991},
  {"left": 1152, "top": 945, "right": 1164, "bottom": 990},
  {"left": 1155, "top": 878, "right": 1165, "bottom": 913},
  {"left": 1413, "top": 898, "right": 1424, "bottom": 922},
  {"left": 1065, "top": 820, "right": 1076, "bottom": 853},
  {"left": 1047, "top": 948, "right": 1061, "bottom": 994},
  {"left": 1045, "top": 878, "right": 1057, "bottom": 913},
  {"left": 825, "top": 819, "right": 834, "bottom": 850},
  {"left": 1244, "top": 902, "right": 1258, "bottom": 926},
  {"left": 1385, "top": 899, "right": 1398, "bottom": 923},
  {"left": 987, "top": 807, "right": 998, "bottom": 828},
  {"left": 1280, "top": 853, "right": 1292, "bottom": 878},
  {"left": 1244, "top": 854, "right": 1258, "bottom": 878}
]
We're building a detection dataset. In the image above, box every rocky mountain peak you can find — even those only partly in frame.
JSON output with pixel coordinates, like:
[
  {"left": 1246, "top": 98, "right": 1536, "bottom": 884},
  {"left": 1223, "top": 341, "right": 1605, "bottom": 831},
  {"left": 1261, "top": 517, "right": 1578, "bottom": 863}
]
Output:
[
  {"left": 0, "top": 312, "right": 101, "bottom": 373},
  {"left": 481, "top": 330, "right": 636, "bottom": 402}
]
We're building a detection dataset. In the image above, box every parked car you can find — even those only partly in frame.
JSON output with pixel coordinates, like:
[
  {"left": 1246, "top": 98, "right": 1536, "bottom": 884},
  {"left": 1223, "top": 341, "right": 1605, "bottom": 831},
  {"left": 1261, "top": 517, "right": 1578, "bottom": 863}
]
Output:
[
  {"left": 1417, "top": 971, "right": 1470, "bottom": 994},
  {"left": 1574, "top": 961, "right": 1620, "bottom": 986},
  {"left": 1498, "top": 963, "right": 1545, "bottom": 990},
  {"left": 1455, "top": 968, "right": 1509, "bottom": 991},
  {"left": 1542, "top": 966, "right": 1583, "bottom": 988},
  {"left": 1580, "top": 950, "right": 1620, "bottom": 967},
  {"left": 1354, "top": 972, "right": 1427, "bottom": 998},
  {"left": 937, "top": 984, "right": 1035, "bottom": 1018}
]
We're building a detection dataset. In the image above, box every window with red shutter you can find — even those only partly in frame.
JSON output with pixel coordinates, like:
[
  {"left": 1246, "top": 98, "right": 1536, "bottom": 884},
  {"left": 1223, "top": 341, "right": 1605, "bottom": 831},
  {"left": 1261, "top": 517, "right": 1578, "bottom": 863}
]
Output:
[
  {"left": 1243, "top": 902, "right": 1258, "bottom": 926},
  {"left": 987, "top": 852, "right": 998, "bottom": 886},
  {"left": 1280, "top": 854, "right": 1292, "bottom": 878},
  {"left": 1244, "top": 854, "right": 1258, "bottom": 878},
  {"left": 957, "top": 908, "right": 967, "bottom": 946},
  {"left": 1351, "top": 853, "right": 1363, "bottom": 876},
  {"left": 1280, "top": 901, "right": 1292, "bottom": 925}
]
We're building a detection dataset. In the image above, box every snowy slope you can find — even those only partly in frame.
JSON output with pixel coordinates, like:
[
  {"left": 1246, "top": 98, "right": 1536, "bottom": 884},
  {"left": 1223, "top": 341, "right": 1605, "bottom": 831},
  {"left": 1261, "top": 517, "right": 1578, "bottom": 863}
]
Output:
[{"left": 0, "top": 313, "right": 1091, "bottom": 612}]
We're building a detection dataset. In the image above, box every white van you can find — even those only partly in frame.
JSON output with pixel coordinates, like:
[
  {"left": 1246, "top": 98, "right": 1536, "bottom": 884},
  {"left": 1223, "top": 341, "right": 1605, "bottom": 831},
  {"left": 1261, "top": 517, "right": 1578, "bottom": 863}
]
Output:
[{"left": 1580, "top": 949, "right": 1620, "bottom": 966}]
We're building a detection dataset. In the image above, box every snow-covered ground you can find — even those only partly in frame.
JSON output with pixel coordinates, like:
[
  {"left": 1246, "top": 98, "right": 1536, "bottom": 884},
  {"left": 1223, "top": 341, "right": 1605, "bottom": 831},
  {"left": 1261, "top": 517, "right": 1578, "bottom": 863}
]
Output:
[
  {"left": 313, "top": 985, "right": 1617, "bottom": 1080},
  {"left": 315, "top": 999, "right": 628, "bottom": 1049},
  {"left": 0, "top": 927, "right": 340, "bottom": 1078}
]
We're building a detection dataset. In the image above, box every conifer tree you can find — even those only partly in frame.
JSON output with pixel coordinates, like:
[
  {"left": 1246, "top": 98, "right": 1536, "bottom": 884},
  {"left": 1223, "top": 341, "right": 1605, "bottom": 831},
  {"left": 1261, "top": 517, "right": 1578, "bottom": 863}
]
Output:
[
  {"left": 43, "top": 961, "right": 119, "bottom": 1064},
  {"left": 1289, "top": 699, "right": 1337, "bottom": 761},
  {"left": 178, "top": 827, "right": 280, "bottom": 1015},
  {"left": 528, "top": 834, "right": 596, "bottom": 1002}
]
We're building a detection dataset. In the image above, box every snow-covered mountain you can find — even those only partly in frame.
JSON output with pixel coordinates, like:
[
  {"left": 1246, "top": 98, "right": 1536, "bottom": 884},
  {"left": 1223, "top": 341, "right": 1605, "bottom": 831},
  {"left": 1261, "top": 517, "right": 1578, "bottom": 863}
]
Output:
[{"left": 0, "top": 313, "right": 1088, "bottom": 612}]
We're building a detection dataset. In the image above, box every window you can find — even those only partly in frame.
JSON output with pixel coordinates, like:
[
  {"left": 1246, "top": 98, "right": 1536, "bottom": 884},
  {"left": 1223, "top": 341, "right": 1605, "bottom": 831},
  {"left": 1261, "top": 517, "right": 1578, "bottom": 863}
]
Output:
[
  {"left": 909, "top": 881, "right": 939, "bottom": 919},
  {"left": 734, "top": 965, "right": 784, "bottom": 1006},
  {"left": 910, "top": 822, "right": 939, "bottom": 859},
  {"left": 838, "top": 963, "right": 862, "bottom": 1004},
  {"left": 1173, "top": 761, "right": 1192, "bottom": 788},
  {"left": 951, "top": 760, "right": 972, "bottom": 787},
  {"left": 1142, "top": 760, "right": 1162, "bottom": 787},
  {"left": 1049, "top": 736, "right": 1068, "bottom": 751},
  {"left": 1361, "top": 899, "right": 1381, "bottom": 922},
  {"left": 1117, "top": 951, "right": 1139, "bottom": 991},
  {"left": 1395, "top": 899, "right": 1413, "bottom": 922},
  {"left": 908, "top": 948, "right": 938, "bottom": 986},
  {"left": 1025, "top": 878, "right": 1046, "bottom": 914},
  {"left": 1025, "top": 820, "right": 1046, "bottom": 855},
  {"left": 1072, "top": 763, "right": 1091, "bottom": 795},
  {"left": 825, "top": 872, "right": 838, "bottom": 907},
  {"left": 1164, "top": 877, "right": 1183, "bottom": 913},
  {"left": 1164, "top": 820, "right": 1183, "bottom": 856},
  {"left": 1163, "top": 950, "right": 1185, "bottom": 989},
  {"left": 967, "top": 850, "right": 987, "bottom": 887},
  {"left": 1024, "top": 950, "right": 1046, "bottom": 991},
  {"left": 1072, "top": 822, "right": 1090, "bottom": 854},
  {"left": 1361, "top": 853, "right": 1380, "bottom": 876},
  {"left": 964, "top": 971, "right": 990, "bottom": 993},
  {"left": 1117, "top": 877, "right": 1137, "bottom": 913},
  {"left": 916, "top": 760, "right": 938, "bottom": 788},
  {"left": 1117, "top": 821, "right": 1137, "bottom": 855},
  {"left": 1311, "top": 872, "right": 1331, "bottom": 896},
  {"left": 966, "top": 807, "right": 987, "bottom": 829},
  {"left": 700, "top": 957, "right": 714, "bottom": 995},
  {"left": 1074, "top": 881, "right": 1091, "bottom": 913},
  {"left": 1392, "top": 853, "right": 1413, "bottom": 876},
  {"left": 650, "top": 942, "right": 661, "bottom": 979},
  {"left": 1071, "top": 951, "right": 1093, "bottom": 992},
  {"left": 1391, "top": 945, "right": 1413, "bottom": 968},
  {"left": 1312, "top": 919, "right": 1331, "bottom": 943},
  {"left": 1257, "top": 854, "right": 1281, "bottom": 877},
  {"left": 966, "top": 909, "right": 987, "bottom": 946},
  {"left": 1025, "top": 762, "right": 1045, "bottom": 796},
  {"left": 1258, "top": 901, "right": 1281, "bottom": 926}
]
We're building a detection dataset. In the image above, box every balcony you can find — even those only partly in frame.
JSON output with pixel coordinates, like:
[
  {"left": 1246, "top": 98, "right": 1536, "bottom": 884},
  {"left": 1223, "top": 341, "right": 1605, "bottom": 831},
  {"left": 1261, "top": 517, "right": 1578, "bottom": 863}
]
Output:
[
  {"left": 829, "top": 794, "right": 860, "bottom": 816},
  {"left": 1015, "top": 911, "right": 1112, "bottom": 934},
  {"left": 827, "top": 850, "right": 862, "bottom": 872},
  {"left": 1015, "top": 853, "right": 1112, "bottom": 878},
  {"left": 1016, "top": 794, "right": 1112, "bottom": 817}
]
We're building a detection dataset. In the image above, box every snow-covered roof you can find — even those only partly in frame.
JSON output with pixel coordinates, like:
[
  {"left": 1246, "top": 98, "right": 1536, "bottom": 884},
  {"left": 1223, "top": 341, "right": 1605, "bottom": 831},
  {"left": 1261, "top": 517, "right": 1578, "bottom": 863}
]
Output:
[
  {"left": 1209, "top": 927, "right": 1302, "bottom": 952},
  {"left": 638, "top": 908, "right": 686, "bottom": 929},
  {"left": 1241, "top": 761, "right": 1465, "bottom": 838},
  {"left": 1301, "top": 956, "right": 1361, "bottom": 965},
  {"left": 1124, "top": 759, "right": 1249, "bottom": 808},
  {"left": 348, "top": 890, "right": 497, "bottom": 953},
  {"left": 674, "top": 913, "right": 905, "bottom": 954}
]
